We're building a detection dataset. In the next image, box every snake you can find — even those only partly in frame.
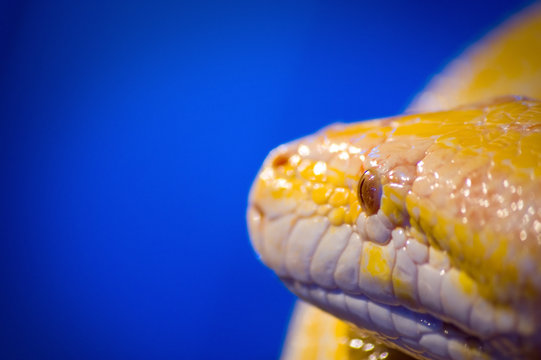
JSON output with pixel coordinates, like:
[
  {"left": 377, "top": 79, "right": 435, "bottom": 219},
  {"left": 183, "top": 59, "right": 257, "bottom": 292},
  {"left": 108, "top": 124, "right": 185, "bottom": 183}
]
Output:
[{"left": 247, "top": 4, "right": 541, "bottom": 360}]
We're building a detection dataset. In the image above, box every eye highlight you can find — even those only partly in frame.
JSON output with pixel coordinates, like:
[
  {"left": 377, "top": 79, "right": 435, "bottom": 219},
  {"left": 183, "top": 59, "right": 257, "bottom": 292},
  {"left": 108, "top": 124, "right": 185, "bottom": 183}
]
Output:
[{"left": 358, "top": 169, "right": 382, "bottom": 216}]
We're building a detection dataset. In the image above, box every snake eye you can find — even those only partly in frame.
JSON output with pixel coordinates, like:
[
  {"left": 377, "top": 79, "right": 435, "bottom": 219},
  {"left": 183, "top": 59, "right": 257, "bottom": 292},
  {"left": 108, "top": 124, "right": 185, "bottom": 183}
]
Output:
[{"left": 358, "top": 169, "right": 382, "bottom": 216}]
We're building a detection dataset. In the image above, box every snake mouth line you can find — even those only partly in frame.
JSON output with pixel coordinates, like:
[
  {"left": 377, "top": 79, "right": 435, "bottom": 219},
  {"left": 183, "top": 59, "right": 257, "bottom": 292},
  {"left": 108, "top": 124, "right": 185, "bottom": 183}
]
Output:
[{"left": 280, "top": 278, "right": 500, "bottom": 360}]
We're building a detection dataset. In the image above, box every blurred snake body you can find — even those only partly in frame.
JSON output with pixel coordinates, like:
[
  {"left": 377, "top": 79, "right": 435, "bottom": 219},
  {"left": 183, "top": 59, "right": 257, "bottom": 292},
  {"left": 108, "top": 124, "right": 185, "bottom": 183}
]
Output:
[{"left": 247, "top": 5, "right": 541, "bottom": 360}]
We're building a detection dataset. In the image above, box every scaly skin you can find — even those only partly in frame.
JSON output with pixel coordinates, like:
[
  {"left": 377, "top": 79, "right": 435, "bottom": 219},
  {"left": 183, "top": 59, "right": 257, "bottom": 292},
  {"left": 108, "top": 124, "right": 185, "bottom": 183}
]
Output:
[
  {"left": 247, "top": 4, "right": 541, "bottom": 360},
  {"left": 248, "top": 98, "right": 541, "bottom": 359},
  {"left": 280, "top": 301, "right": 414, "bottom": 360}
]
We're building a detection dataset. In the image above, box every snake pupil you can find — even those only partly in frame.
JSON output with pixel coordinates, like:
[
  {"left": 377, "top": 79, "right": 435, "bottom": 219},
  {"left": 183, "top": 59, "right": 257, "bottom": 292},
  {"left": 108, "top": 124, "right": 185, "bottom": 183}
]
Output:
[{"left": 358, "top": 169, "right": 382, "bottom": 216}]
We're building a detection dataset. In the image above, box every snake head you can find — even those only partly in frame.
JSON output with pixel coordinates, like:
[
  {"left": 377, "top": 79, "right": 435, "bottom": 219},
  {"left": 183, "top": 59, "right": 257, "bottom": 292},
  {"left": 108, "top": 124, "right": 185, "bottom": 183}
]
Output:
[
  {"left": 247, "top": 99, "right": 541, "bottom": 359},
  {"left": 247, "top": 116, "right": 414, "bottom": 279}
]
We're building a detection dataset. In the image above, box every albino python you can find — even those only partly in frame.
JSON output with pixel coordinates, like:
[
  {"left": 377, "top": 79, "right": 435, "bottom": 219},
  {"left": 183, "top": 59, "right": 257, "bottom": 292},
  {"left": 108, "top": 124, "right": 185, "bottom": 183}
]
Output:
[{"left": 247, "top": 4, "right": 541, "bottom": 360}]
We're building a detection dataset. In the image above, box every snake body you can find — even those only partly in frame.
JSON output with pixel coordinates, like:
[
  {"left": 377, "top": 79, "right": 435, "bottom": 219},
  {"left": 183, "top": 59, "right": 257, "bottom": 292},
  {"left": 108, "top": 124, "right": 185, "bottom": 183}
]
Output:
[{"left": 247, "top": 5, "right": 541, "bottom": 360}]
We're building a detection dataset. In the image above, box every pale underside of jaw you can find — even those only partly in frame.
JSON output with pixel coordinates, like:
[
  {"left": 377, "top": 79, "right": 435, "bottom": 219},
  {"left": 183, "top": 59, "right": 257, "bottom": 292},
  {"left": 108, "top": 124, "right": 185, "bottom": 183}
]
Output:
[
  {"left": 282, "top": 279, "right": 488, "bottom": 360},
  {"left": 247, "top": 203, "right": 529, "bottom": 360}
]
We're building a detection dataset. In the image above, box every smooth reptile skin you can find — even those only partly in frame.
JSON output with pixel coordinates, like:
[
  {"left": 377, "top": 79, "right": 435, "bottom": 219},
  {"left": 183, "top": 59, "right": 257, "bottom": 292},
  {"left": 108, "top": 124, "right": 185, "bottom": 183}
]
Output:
[{"left": 247, "top": 4, "right": 541, "bottom": 360}]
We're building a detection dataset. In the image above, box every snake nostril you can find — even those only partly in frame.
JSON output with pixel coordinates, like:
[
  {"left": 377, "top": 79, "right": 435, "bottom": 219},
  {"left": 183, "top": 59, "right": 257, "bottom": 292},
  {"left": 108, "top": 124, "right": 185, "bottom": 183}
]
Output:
[{"left": 272, "top": 153, "right": 291, "bottom": 168}]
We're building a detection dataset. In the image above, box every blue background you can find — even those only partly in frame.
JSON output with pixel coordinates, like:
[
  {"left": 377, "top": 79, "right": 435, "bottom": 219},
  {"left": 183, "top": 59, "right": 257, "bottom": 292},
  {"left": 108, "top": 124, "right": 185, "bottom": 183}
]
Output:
[{"left": 0, "top": 1, "right": 535, "bottom": 359}]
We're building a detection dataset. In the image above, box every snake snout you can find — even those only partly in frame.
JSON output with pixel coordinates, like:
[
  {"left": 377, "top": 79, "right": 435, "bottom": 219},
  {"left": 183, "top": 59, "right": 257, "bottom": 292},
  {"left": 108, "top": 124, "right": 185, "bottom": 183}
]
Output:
[{"left": 246, "top": 142, "right": 303, "bottom": 275}]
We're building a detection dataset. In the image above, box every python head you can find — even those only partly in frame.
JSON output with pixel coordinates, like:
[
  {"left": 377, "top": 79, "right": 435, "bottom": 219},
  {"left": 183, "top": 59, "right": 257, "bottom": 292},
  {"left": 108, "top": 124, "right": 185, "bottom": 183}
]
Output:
[{"left": 247, "top": 99, "right": 541, "bottom": 359}]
